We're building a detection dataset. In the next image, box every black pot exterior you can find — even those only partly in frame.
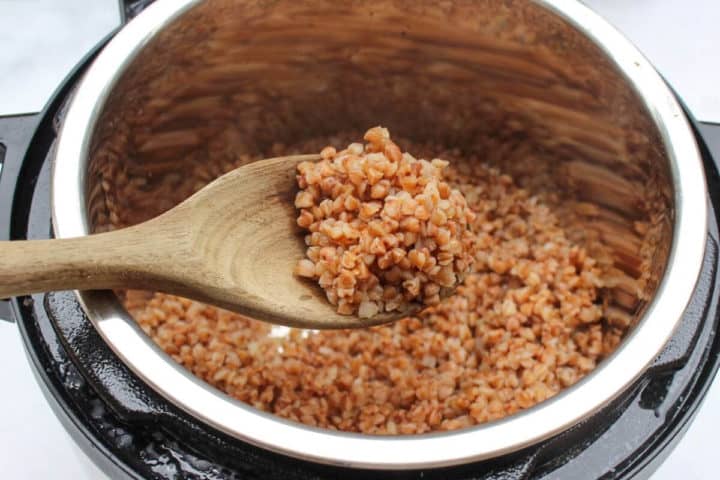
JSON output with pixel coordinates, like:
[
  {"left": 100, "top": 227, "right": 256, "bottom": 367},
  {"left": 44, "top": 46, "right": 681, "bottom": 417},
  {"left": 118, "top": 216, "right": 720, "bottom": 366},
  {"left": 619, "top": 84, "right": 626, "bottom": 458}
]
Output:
[{"left": 4, "top": 101, "right": 720, "bottom": 479}]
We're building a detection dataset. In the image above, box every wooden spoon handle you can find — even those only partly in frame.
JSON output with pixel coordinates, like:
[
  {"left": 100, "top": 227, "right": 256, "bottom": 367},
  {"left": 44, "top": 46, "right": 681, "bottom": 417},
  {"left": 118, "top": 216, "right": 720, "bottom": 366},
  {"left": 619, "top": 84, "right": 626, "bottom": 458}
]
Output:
[{"left": 0, "top": 226, "right": 166, "bottom": 298}]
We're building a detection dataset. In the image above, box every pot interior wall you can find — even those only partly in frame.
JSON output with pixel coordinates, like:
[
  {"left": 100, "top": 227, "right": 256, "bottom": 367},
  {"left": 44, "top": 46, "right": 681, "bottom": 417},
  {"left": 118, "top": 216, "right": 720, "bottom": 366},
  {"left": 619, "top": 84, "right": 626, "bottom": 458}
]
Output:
[{"left": 86, "top": 0, "right": 671, "bottom": 357}]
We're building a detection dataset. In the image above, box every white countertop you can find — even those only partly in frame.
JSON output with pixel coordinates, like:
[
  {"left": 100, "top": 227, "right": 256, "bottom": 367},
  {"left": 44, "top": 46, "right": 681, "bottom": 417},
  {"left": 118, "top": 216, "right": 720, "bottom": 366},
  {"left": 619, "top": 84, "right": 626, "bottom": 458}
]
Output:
[{"left": 0, "top": 1, "right": 718, "bottom": 478}]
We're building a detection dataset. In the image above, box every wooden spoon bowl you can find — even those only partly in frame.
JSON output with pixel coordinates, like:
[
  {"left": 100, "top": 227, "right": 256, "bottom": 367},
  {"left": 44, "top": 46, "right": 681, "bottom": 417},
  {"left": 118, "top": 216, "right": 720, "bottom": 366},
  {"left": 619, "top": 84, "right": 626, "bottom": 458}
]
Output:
[{"left": 0, "top": 155, "right": 418, "bottom": 329}]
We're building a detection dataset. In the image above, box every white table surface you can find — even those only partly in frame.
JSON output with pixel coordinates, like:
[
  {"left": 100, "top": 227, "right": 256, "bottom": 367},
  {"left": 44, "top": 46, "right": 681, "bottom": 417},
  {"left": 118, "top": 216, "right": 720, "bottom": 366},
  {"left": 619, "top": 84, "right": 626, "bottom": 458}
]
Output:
[{"left": 0, "top": 1, "right": 718, "bottom": 478}]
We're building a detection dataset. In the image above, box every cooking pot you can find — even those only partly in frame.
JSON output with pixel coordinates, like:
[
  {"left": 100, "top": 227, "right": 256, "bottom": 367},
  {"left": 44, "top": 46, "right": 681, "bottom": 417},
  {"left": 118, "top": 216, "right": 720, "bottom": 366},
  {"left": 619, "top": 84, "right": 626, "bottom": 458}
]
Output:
[{"left": 5, "top": 0, "right": 712, "bottom": 474}]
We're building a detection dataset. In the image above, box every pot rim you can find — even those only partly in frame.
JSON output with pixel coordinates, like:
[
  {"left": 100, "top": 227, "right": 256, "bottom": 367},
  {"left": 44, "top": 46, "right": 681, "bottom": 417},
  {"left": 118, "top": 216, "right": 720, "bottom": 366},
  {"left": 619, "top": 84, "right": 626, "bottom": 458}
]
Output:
[{"left": 51, "top": 0, "right": 708, "bottom": 469}]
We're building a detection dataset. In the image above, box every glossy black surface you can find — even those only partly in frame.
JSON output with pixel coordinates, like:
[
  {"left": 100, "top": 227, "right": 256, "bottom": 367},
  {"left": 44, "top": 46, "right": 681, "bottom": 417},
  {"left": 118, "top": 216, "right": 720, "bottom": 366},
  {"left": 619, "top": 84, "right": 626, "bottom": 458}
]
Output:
[
  {"left": 11, "top": 121, "right": 720, "bottom": 480},
  {"left": 0, "top": 114, "right": 39, "bottom": 321},
  {"left": 2, "top": 77, "right": 719, "bottom": 480},
  {"left": 123, "top": 0, "right": 156, "bottom": 21}
]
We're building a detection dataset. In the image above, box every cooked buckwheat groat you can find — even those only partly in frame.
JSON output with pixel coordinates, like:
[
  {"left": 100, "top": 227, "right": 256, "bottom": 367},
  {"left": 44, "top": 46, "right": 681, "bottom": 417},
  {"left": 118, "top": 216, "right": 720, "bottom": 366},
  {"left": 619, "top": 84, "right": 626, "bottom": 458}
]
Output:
[
  {"left": 293, "top": 127, "right": 476, "bottom": 317},
  {"left": 124, "top": 132, "right": 620, "bottom": 435}
]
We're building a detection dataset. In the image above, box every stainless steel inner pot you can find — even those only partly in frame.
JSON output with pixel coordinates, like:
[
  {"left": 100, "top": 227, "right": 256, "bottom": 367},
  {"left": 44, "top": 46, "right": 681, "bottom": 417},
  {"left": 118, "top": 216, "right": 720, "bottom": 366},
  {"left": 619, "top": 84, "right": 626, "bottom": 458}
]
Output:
[{"left": 51, "top": 0, "right": 707, "bottom": 469}]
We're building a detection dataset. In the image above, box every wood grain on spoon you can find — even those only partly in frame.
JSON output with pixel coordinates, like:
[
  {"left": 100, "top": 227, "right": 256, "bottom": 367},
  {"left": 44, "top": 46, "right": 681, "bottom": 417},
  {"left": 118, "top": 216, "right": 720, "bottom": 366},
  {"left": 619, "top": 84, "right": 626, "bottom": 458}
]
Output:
[{"left": 0, "top": 155, "right": 419, "bottom": 329}]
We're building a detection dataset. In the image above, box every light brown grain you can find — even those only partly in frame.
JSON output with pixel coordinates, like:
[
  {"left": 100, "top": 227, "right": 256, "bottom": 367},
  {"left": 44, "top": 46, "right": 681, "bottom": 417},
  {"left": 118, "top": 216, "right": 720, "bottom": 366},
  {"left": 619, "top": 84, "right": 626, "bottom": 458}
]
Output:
[
  {"left": 125, "top": 133, "right": 621, "bottom": 434},
  {"left": 293, "top": 127, "right": 476, "bottom": 317}
]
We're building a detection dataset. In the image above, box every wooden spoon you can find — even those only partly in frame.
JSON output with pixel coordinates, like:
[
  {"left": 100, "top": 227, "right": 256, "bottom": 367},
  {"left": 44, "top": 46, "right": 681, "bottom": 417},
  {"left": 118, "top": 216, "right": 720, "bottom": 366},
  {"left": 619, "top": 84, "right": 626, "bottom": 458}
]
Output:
[{"left": 0, "top": 155, "right": 420, "bottom": 329}]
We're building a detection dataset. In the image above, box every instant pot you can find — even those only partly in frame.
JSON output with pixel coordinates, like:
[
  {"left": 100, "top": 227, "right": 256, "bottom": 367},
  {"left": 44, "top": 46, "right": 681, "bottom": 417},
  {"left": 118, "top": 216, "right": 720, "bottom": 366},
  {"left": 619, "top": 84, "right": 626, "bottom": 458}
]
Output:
[{"left": 2, "top": 0, "right": 720, "bottom": 478}]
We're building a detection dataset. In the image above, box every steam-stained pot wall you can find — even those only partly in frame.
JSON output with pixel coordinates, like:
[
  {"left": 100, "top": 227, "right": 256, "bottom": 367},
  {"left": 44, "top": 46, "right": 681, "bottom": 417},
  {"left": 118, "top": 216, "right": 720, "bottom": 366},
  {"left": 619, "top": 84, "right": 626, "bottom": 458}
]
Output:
[{"left": 86, "top": 0, "right": 672, "bottom": 324}]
